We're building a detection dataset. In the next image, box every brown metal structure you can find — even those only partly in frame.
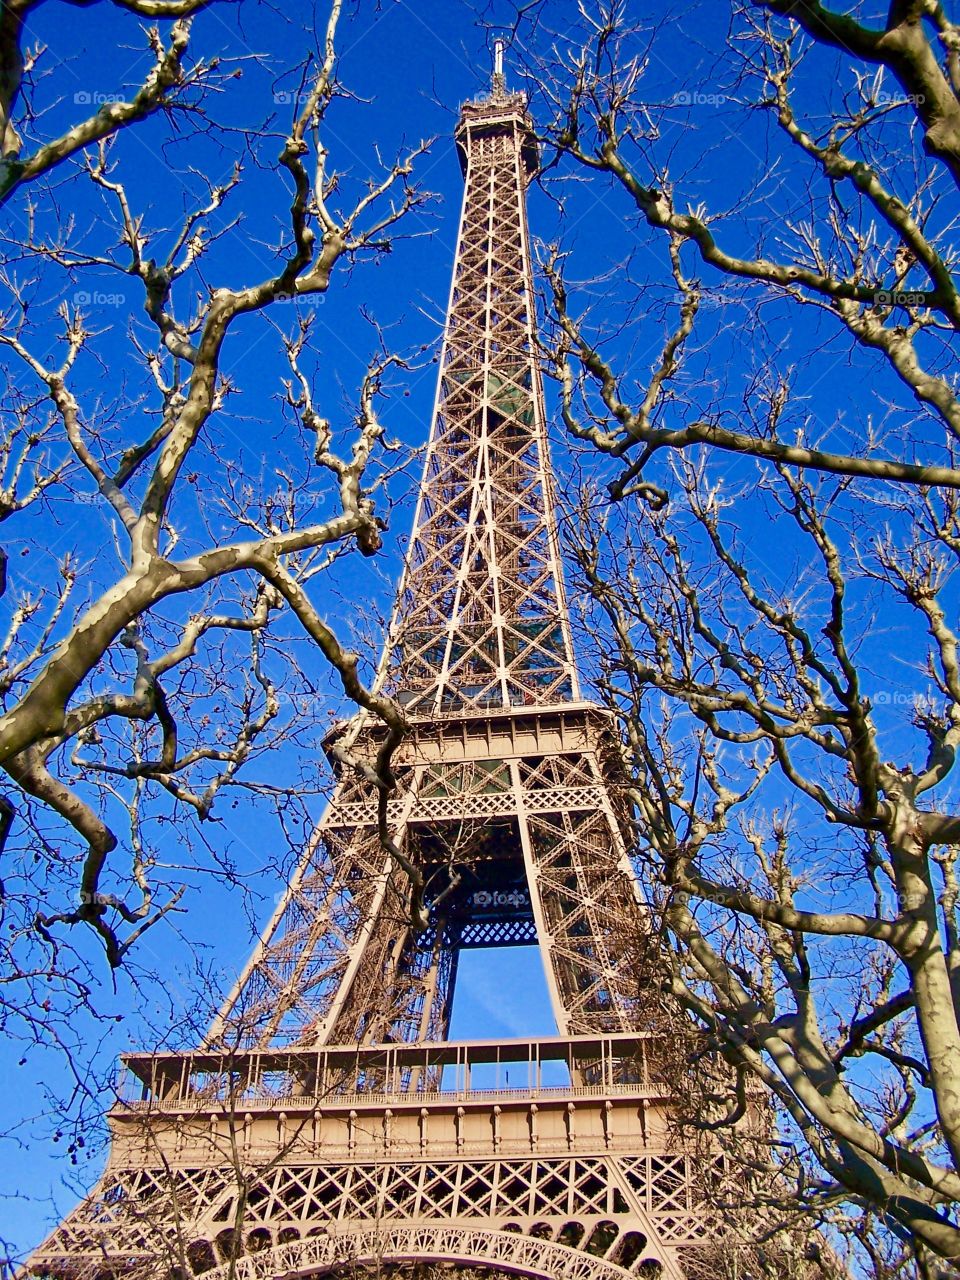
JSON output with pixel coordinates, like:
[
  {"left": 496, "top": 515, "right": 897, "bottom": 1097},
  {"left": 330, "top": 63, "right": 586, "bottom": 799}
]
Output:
[{"left": 29, "top": 57, "right": 721, "bottom": 1280}]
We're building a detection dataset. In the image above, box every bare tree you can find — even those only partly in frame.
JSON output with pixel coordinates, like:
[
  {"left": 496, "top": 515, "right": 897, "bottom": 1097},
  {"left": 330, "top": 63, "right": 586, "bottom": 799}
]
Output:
[
  {"left": 568, "top": 456, "right": 960, "bottom": 1273},
  {"left": 486, "top": 0, "right": 960, "bottom": 1270},
  {"left": 519, "top": 0, "right": 960, "bottom": 495},
  {"left": 0, "top": 0, "right": 223, "bottom": 205},
  {"left": 0, "top": 1, "right": 426, "bottom": 1004}
]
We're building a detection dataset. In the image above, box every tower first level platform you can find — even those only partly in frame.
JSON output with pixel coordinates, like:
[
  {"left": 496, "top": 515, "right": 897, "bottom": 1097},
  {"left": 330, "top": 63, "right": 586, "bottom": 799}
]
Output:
[{"left": 34, "top": 1033, "right": 724, "bottom": 1280}]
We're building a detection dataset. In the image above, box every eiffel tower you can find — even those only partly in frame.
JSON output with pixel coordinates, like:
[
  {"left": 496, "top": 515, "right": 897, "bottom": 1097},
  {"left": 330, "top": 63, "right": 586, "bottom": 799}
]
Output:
[{"left": 29, "top": 49, "right": 719, "bottom": 1280}]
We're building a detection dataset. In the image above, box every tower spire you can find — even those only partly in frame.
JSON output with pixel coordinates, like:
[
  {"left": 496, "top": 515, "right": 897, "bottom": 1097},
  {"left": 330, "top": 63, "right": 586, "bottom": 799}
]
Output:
[{"left": 492, "top": 36, "right": 506, "bottom": 97}]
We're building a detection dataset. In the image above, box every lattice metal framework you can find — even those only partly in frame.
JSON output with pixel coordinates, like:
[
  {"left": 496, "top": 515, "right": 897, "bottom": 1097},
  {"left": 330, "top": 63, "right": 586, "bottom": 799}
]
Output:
[
  {"left": 206, "top": 708, "right": 650, "bottom": 1053},
  {"left": 383, "top": 71, "right": 579, "bottom": 717},
  {"left": 34, "top": 1036, "right": 723, "bottom": 1280},
  {"left": 28, "top": 58, "right": 719, "bottom": 1280}
]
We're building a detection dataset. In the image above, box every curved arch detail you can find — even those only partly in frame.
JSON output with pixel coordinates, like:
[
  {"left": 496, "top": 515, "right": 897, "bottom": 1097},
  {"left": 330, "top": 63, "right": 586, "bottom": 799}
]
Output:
[{"left": 202, "top": 1224, "right": 671, "bottom": 1280}]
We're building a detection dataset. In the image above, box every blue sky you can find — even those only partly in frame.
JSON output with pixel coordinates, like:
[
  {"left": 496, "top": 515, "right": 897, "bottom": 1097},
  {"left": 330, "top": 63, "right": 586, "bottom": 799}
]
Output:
[{"left": 2, "top": 0, "right": 954, "bottom": 1262}]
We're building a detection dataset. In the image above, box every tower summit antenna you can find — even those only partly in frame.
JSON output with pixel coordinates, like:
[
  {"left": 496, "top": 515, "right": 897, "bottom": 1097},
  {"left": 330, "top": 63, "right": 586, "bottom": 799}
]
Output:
[{"left": 492, "top": 36, "right": 506, "bottom": 96}]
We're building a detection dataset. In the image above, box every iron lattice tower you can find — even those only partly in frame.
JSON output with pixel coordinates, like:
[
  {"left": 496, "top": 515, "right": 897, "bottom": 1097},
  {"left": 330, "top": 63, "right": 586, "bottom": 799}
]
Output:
[{"left": 30, "top": 58, "right": 721, "bottom": 1280}]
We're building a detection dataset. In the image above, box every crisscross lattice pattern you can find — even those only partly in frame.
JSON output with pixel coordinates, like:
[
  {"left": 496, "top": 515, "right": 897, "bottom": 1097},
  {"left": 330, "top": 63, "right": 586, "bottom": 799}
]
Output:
[
  {"left": 35, "top": 1148, "right": 715, "bottom": 1278},
  {"left": 381, "top": 92, "right": 578, "bottom": 716},
  {"left": 209, "top": 714, "right": 649, "bottom": 1050}
]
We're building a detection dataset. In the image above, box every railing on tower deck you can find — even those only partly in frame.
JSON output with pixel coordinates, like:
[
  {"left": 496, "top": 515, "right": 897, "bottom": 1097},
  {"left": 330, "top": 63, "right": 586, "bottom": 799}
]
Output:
[{"left": 114, "top": 1032, "right": 682, "bottom": 1112}]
